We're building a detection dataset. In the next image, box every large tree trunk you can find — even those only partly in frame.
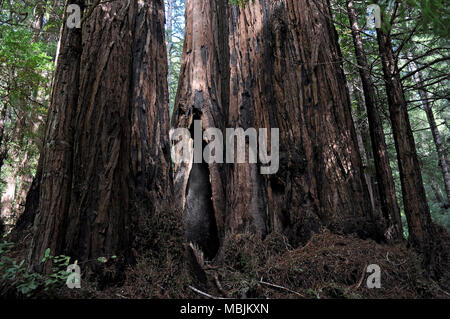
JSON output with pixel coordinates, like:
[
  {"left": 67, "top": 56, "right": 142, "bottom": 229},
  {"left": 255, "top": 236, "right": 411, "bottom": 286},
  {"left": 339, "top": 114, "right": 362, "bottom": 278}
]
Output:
[
  {"left": 346, "top": 0, "right": 403, "bottom": 241},
  {"left": 375, "top": 15, "right": 438, "bottom": 260},
  {"left": 27, "top": 0, "right": 83, "bottom": 271},
  {"left": 172, "top": 0, "right": 383, "bottom": 259},
  {"left": 27, "top": 0, "right": 172, "bottom": 272},
  {"left": 171, "top": 0, "right": 229, "bottom": 259},
  {"left": 227, "top": 0, "right": 380, "bottom": 245}
]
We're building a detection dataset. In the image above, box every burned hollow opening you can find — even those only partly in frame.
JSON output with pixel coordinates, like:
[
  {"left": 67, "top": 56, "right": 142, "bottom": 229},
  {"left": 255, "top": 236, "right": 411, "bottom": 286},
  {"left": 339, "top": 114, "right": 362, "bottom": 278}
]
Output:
[{"left": 184, "top": 117, "right": 220, "bottom": 260}]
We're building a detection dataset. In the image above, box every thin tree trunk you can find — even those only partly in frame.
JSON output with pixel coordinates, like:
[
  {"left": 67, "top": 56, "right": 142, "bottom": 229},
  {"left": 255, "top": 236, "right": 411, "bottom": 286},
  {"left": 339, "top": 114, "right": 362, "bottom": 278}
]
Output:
[
  {"left": 351, "top": 80, "right": 382, "bottom": 214},
  {"left": 11, "top": 1, "right": 48, "bottom": 235},
  {"left": 430, "top": 182, "right": 448, "bottom": 212},
  {"left": 375, "top": 13, "right": 437, "bottom": 259},
  {"left": 0, "top": 173, "right": 15, "bottom": 227},
  {"left": 166, "top": 0, "right": 174, "bottom": 100},
  {"left": 0, "top": 87, "right": 9, "bottom": 177},
  {"left": 411, "top": 62, "right": 450, "bottom": 206},
  {"left": 31, "top": 2, "right": 45, "bottom": 41},
  {"left": 351, "top": 82, "right": 378, "bottom": 215},
  {"left": 10, "top": 1, "right": 47, "bottom": 223},
  {"left": 346, "top": 0, "right": 403, "bottom": 241}
]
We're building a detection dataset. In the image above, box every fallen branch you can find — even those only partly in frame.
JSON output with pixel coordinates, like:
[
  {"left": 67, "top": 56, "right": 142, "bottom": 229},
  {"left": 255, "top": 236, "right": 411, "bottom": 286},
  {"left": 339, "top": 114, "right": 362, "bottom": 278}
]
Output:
[
  {"left": 436, "top": 285, "right": 450, "bottom": 297},
  {"left": 259, "top": 278, "right": 304, "bottom": 297},
  {"left": 213, "top": 273, "right": 229, "bottom": 298},
  {"left": 352, "top": 265, "right": 367, "bottom": 291},
  {"left": 188, "top": 286, "right": 225, "bottom": 299}
]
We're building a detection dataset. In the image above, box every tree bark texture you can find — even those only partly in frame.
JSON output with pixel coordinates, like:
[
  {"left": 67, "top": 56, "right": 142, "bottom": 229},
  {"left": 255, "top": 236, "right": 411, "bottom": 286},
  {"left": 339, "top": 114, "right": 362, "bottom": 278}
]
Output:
[
  {"left": 171, "top": 0, "right": 229, "bottom": 258},
  {"left": 227, "top": 0, "right": 378, "bottom": 245},
  {"left": 172, "top": 0, "right": 382, "bottom": 258},
  {"left": 28, "top": 0, "right": 172, "bottom": 271}
]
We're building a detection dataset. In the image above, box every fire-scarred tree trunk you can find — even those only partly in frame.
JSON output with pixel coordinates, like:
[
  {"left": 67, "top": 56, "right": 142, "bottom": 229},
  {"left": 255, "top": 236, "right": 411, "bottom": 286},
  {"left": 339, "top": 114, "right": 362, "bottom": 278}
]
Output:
[
  {"left": 171, "top": 0, "right": 229, "bottom": 259},
  {"left": 173, "top": 0, "right": 383, "bottom": 259},
  {"left": 346, "top": 0, "right": 402, "bottom": 241},
  {"left": 227, "top": 0, "right": 380, "bottom": 245},
  {"left": 27, "top": 0, "right": 173, "bottom": 272}
]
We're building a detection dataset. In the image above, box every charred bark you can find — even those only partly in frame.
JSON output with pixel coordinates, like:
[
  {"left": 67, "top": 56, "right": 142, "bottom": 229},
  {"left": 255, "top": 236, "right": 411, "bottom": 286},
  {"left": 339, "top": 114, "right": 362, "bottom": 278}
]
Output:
[
  {"left": 173, "top": 0, "right": 383, "bottom": 258},
  {"left": 227, "top": 0, "right": 379, "bottom": 245},
  {"left": 171, "top": 0, "right": 229, "bottom": 258}
]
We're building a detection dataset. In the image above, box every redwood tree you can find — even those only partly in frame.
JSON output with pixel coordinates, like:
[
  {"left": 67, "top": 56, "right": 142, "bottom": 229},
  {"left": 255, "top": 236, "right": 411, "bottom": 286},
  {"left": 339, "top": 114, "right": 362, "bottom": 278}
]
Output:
[
  {"left": 171, "top": 0, "right": 229, "bottom": 258},
  {"left": 346, "top": 0, "right": 403, "bottom": 241},
  {"left": 410, "top": 62, "right": 450, "bottom": 207},
  {"left": 172, "top": 0, "right": 384, "bottom": 257},
  {"left": 375, "top": 5, "right": 439, "bottom": 260},
  {"left": 26, "top": 0, "right": 173, "bottom": 271},
  {"left": 227, "top": 0, "right": 380, "bottom": 245}
]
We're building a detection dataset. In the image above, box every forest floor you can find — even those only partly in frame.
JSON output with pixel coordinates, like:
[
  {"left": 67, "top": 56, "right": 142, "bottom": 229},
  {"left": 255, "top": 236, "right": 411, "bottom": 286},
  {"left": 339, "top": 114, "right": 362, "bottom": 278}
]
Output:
[
  {"left": 65, "top": 229, "right": 450, "bottom": 299},
  {"left": 2, "top": 228, "right": 449, "bottom": 299}
]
